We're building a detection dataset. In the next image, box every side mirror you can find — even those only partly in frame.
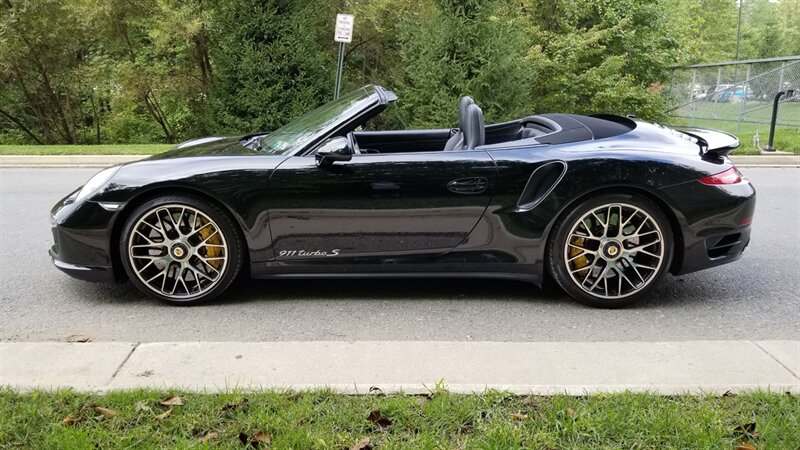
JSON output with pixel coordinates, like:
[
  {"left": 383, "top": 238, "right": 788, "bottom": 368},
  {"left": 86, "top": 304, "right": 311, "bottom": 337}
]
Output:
[{"left": 315, "top": 137, "right": 352, "bottom": 167}]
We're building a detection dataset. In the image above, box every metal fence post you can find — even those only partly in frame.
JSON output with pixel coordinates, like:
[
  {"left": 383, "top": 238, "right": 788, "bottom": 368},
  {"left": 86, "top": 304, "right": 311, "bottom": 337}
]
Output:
[
  {"left": 712, "top": 66, "right": 722, "bottom": 119},
  {"left": 668, "top": 69, "right": 675, "bottom": 100},
  {"left": 738, "top": 64, "right": 751, "bottom": 132},
  {"left": 690, "top": 68, "right": 697, "bottom": 125}
]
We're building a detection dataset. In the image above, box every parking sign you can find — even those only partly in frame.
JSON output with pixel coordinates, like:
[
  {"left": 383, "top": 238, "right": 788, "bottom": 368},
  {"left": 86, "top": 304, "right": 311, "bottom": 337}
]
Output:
[{"left": 334, "top": 14, "right": 354, "bottom": 43}]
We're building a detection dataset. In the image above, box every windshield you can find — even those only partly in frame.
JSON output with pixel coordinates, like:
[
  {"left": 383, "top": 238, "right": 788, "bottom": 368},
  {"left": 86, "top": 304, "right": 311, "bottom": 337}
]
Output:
[{"left": 254, "top": 87, "right": 377, "bottom": 155}]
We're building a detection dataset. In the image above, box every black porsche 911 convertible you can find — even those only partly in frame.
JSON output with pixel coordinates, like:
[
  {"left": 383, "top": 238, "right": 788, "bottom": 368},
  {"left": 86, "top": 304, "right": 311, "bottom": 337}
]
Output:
[{"left": 50, "top": 85, "right": 755, "bottom": 307}]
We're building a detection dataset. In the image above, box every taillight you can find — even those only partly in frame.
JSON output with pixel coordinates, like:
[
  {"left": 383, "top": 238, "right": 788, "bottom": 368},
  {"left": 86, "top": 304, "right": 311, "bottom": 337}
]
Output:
[{"left": 699, "top": 167, "right": 742, "bottom": 185}]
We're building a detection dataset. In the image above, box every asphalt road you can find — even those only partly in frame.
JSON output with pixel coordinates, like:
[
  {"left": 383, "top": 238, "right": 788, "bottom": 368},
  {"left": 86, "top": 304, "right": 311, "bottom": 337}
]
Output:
[{"left": 1, "top": 167, "right": 798, "bottom": 342}]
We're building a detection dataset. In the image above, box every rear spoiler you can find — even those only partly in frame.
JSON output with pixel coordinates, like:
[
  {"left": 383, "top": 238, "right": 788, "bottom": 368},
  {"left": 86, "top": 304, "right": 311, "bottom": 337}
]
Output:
[{"left": 671, "top": 126, "right": 740, "bottom": 161}]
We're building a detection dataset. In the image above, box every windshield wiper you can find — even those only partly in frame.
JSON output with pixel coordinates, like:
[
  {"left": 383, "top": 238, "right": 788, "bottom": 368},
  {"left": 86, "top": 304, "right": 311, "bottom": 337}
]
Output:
[{"left": 240, "top": 133, "right": 268, "bottom": 151}]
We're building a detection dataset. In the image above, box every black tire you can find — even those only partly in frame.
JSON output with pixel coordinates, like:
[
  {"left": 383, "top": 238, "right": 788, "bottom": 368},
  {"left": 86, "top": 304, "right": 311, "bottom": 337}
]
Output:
[
  {"left": 547, "top": 193, "right": 673, "bottom": 308},
  {"left": 120, "top": 195, "right": 244, "bottom": 305}
]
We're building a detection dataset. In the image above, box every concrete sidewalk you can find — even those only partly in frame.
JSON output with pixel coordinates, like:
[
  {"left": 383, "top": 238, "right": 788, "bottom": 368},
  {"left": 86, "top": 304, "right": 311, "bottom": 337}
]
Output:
[
  {"left": 1, "top": 154, "right": 799, "bottom": 168},
  {"left": 2, "top": 340, "right": 798, "bottom": 394}
]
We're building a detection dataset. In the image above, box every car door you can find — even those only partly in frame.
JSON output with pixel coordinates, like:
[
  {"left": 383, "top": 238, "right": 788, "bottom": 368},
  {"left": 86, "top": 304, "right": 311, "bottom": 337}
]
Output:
[{"left": 265, "top": 149, "right": 497, "bottom": 263}]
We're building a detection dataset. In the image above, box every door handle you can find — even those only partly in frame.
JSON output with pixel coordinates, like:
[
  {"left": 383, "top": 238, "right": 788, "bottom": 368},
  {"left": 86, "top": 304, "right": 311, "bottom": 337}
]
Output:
[{"left": 447, "top": 177, "right": 488, "bottom": 194}]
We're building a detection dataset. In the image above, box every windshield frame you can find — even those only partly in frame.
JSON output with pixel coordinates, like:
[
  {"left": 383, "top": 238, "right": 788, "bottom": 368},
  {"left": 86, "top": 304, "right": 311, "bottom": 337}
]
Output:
[{"left": 251, "top": 85, "right": 392, "bottom": 157}]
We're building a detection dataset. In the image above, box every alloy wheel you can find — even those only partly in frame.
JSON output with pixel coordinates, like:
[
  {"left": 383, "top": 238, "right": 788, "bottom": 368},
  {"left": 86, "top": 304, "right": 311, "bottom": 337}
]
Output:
[
  {"left": 127, "top": 204, "right": 228, "bottom": 300},
  {"left": 563, "top": 202, "right": 664, "bottom": 300}
]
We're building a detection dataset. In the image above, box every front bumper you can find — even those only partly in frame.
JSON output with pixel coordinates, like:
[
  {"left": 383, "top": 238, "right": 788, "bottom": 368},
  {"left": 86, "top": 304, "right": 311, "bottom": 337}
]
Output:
[
  {"left": 49, "top": 194, "right": 121, "bottom": 283},
  {"left": 662, "top": 179, "right": 756, "bottom": 275},
  {"left": 49, "top": 248, "right": 115, "bottom": 282}
]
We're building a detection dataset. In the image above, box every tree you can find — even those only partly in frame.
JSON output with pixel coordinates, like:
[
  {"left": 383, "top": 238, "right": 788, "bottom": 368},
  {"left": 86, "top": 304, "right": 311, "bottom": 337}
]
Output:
[
  {"left": 69, "top": 0, "right": 215, "bottom": 143},
  {"left": 389, "top": 0, "right": 534, "bottom": 129},
  {"left": 208, "top": 0, "right": 337, "bottom": 134},
  {"left": 516, "top": 0, "right": 678, "bottom": 119},
  {"left": 0, "top": 0, "right": 90, "bottom": 144}
]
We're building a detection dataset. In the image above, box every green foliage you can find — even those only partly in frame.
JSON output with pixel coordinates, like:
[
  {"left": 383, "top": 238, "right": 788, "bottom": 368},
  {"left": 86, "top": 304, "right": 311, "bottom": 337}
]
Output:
[
  {"left": 517, "top": 0, "right": 676, "bottom": 120},
  {"left": 1, "top": 0, "right": 798, "bottom": 145},
  {"left": 208, "top": 0, "right": 336, "bottom": 134},
  {"left": 389, "top": 0, "right": 534, "bottom": 128}
]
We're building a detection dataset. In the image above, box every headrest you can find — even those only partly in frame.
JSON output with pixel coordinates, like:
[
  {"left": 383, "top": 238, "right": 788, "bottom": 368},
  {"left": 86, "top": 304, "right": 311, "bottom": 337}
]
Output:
[
  {"left": 459, "top": 96, "right": 475, "bottom": 131},
  {"left": 464, "top": 103, "right": 485, "bottom": 150}
]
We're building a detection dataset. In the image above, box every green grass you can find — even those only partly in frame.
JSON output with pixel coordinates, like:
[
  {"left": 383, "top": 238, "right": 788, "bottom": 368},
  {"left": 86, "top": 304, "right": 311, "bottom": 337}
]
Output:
[
  {"left": 0, "top": 144, "right": 172, "bottom": 156},
  {"left": 1, "top": 389, "right": 798, "bottom": 449}
]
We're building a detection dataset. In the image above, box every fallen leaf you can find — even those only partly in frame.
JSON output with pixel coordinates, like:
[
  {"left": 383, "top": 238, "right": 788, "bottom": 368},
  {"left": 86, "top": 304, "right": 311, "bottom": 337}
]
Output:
[
  {"left": 223, "top": 398, "right": 249, "bottom": 412},
  {"left": 94, "top": 406, "right": 116, "bottom": 418},
  {"left": 135, "top": 401, "right": 152, "bottom": 412},
  {"left": 368, "top": 386, "right": 384, "bottom": 395},
  {"left": 198, "top": 431, "right": 218, "bottom": 443},
  {"left": 734, "top": 422, "right": 757, "bottom": 435},
  {"left": 238, "top": 431, "right": 272, "bottom": 448},
  {"left": 736, "top": 443, "right": 757, "bottom": 450},
  {"left": 351, "top": 437, "right": 373, "bottom": 450},
  {"left": 509, "top": 412, "right": 528, "bottom": 421},
  {"left": 252, "top": 432, "right": 271, "bottom": 445},
  {"left": 155, "top": 408, "right": 173, "bottom": 421},
  {"left": 160, "top": 395, "right": 183, "bottom": 406},
  {"left": 566, "top": 407, "right": 576, "bottom": 418},
  {"left": 367, "top": 409, "right": 392, "bottom": 429},
  {"left": 66, "top": 335, "right": 91, "bottom": 343},
  {"left": 62, "top": 414, "right": 81, "bottom": 426}
]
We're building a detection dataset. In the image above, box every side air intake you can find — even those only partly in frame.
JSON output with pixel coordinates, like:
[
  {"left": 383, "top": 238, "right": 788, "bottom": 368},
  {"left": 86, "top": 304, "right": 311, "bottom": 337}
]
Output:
[{"left": 517, "top": 161, "right": 567, "bottom": 211}]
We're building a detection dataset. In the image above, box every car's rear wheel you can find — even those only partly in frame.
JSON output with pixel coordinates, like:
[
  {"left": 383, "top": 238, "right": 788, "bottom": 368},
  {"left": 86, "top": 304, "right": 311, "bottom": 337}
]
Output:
[
  {"left": 548, "top": 193, "right": 673, "bottom": 308},
  {"left": 120, "top": 195, "right": 243, "bottom": 305}
]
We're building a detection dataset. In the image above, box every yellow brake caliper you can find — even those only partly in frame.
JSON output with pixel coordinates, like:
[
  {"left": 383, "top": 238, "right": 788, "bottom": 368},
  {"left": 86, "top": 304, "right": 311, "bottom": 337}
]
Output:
[
  {"left": 568, "top": 236, "right": 590, "bottom": 277},
  {"left": 197, "top": 217, "right": 223, "bottom": 270}
]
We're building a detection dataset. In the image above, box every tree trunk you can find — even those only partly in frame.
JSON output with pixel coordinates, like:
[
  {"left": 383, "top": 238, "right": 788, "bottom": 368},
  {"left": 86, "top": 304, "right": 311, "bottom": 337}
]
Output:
[{"left": 0, "top": 107, "right": 45, "bottom": 144}]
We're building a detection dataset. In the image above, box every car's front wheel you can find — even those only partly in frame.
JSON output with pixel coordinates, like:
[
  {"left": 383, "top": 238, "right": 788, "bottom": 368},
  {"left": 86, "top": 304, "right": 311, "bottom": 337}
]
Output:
[
  {"left": 120, "top": 195, "right": 243, "bottom": 305},
  {"left": 548, "top": 193, "right": 673, "bottom": 308}
]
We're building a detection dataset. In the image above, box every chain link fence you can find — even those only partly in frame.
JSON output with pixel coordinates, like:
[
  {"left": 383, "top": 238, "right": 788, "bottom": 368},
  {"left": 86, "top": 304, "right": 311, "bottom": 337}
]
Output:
[{"left": 664, "top": 56, "right": 800, "bottom": 151}]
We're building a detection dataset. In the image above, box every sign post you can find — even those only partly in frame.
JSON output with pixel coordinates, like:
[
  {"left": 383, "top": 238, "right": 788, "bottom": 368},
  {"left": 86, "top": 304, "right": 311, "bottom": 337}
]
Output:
[{"left": 333, "top": 14, "right": 354, "bottom": 100}]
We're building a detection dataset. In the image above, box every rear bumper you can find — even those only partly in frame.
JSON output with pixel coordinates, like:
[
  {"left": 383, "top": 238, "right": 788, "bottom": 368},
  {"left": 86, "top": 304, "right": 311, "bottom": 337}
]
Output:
[
  {"left": 675, "top": 225, "right": 752, "bottom": 275},
  {"left": 663, "top": 179, "right": 756, "bottom": 275}
]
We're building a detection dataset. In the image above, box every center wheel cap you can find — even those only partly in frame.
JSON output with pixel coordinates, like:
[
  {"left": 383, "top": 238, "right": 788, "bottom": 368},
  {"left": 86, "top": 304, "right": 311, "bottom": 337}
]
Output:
[
  {"left": 601, "top": 241, "right": 622, "bottom": 260},
  {"left": 170, "top": 243, "right": 189, "bottom": 260}
]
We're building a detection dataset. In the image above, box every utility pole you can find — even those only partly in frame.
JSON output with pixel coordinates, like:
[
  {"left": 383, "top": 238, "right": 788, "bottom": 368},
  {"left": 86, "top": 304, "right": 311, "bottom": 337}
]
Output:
[{"left": 735, "top": 0, "right": 743, "bottom": 61}]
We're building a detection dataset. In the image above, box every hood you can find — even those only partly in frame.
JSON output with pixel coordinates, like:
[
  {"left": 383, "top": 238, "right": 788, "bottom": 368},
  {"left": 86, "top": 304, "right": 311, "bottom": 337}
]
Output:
[{"left": 145, "top": 135, "right": 265, "bottom": 160}]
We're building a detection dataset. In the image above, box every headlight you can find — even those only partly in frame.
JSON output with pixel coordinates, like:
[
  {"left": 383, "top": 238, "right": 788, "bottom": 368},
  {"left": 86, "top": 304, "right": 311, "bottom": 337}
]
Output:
[{"left": 75, "top": 166, "right": 120, "bottom": 202}]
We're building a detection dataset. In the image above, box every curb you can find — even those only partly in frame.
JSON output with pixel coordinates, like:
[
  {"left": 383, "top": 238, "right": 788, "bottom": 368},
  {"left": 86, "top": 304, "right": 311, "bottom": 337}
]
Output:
[
  {"left": 1, "top": 154, "right": 799, "bottom": 168},
  {"left": 2, "top": 340, "right": 798, "bottom": 394},
  {"left": 730, "top": 155, "right": 800, "bottom": 167},
  {"left": 0, "top": 155, "right": 147, "bottom": 168}
]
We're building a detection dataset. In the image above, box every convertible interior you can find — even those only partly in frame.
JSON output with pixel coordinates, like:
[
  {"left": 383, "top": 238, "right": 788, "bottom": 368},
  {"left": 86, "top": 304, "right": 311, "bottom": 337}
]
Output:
[{"left": 351, "top": 96, "right": 635, "bottom": 154}]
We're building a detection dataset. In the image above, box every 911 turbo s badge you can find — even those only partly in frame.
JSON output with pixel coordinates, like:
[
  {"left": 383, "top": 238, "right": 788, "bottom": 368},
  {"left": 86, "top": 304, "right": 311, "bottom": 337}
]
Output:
[{"left": 278, "top": 249, "right": 341, "bottom": 257}]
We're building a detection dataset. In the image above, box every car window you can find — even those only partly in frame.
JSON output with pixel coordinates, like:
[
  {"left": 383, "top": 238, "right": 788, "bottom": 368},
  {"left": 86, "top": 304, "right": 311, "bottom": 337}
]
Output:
[{"left": 255, "top": 87, "right": 377, "bottom": 155}]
